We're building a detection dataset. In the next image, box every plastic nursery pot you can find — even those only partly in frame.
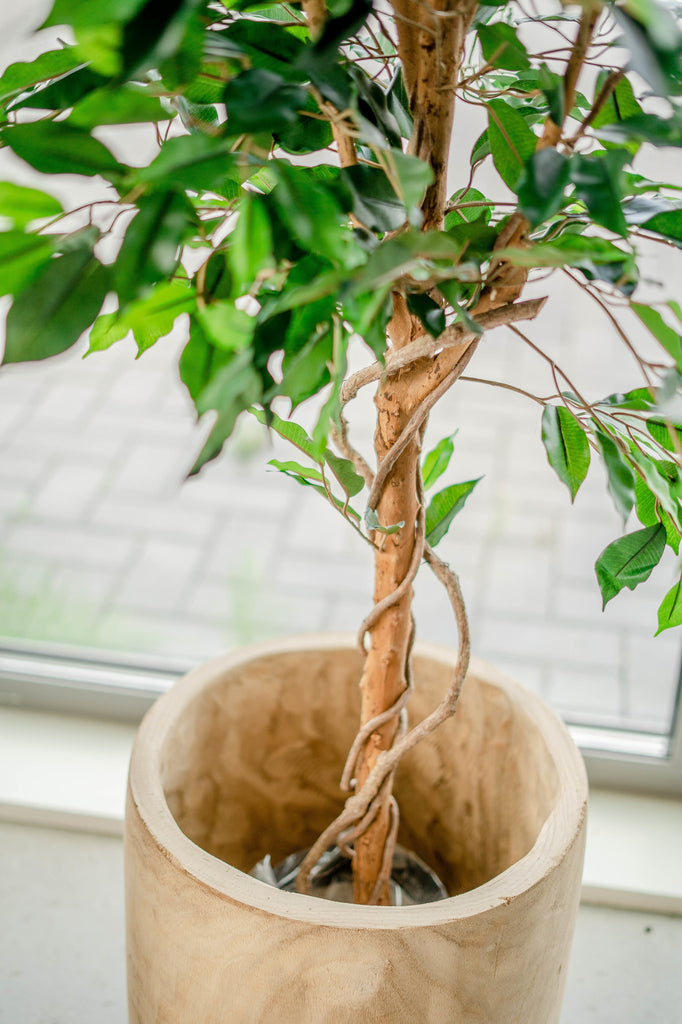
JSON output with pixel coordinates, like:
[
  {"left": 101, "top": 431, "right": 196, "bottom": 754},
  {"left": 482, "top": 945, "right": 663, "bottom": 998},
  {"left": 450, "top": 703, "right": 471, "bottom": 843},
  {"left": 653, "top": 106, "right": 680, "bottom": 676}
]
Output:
[{"left": 125, "top": 633, "right": 587, "bottom": 1024}]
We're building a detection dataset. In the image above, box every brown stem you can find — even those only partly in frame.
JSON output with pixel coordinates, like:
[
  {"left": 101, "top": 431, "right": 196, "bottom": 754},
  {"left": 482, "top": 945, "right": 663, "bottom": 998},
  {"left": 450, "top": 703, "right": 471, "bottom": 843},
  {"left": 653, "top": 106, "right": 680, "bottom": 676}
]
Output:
[{"left": 538, "top": 1, "right": 601, "bottom": 149}]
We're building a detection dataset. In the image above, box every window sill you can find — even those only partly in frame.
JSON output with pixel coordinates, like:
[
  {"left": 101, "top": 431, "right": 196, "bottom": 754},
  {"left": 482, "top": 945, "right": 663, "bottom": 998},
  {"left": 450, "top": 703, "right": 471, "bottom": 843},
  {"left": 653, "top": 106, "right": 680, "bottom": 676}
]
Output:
[{"left": 1, "top": 706, "right": 681, "bottom": 914}]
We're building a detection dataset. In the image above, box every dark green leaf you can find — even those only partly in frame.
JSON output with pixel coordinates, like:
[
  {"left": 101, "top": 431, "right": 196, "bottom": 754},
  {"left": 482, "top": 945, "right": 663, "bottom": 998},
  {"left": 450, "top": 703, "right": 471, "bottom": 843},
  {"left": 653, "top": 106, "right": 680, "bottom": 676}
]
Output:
[
  {"left": 538, "top": 63, "right": 564, "bottom": 125},
  {"left": 179, "top": 314, "right": 232, "bottom": 405},
  {"left": 640, "top": 208, "right": 682, "bottom": 245},
  {"left": 341, "top": 164, "right": 407, "bottom": 233},
  {"left": 274, "top": 92, "right": 333, "bottom": 154},
  {"left": 280, "top": 321, "right": 333, "bottom": 408},
  {"left": 135, "top": 134, "right": 236, "bottom": 192},
  {"left": 3, "top": 122, "right": 126, "bottom": 181},
  {"left": 3, "top": 247, "right": 109, "bottom": 363},
  {"left": 517, "top": 149, "right": 570, "bottom": 226},
  {"left": 487, "top": 99, "right": 537, "bottom": 190},
  {"left": 114, "top": 190, "right": 196, "bottom": 304},
  {"left": 271, "top": 162, "right": 347, "bottom": 264},
  {"left": 17, "top": 65, "right": 106, "bottom": 112},
  {"left": 477, "top": 22, "right": 530, "bottom": 71},
  {"left": 228, "top": 193, "right": 274, "bottom": 295},
  {"left": 388, "top": 150, "right": 433, "bottom": 211},
  {"left": 570, "top": 150, "right": 629, "bottom": 237},
  {"left": 189, "top": 351, "right": 263, "bottom": 475},
  {"left": 224, "top": 18, "right": 307, "bottom": 82},
  {"left": 595, "top": 524, "right": 666, "bottom": 607},
  {"left": 224, "top": 68, "right": 307, "bottom": 136},
  {"left": 407, "top": 293, "right": 445, "bottom": 339},
  {"left": 422, "top": 433, "right": 456, "bottom": 490},
  {"left": 541, "top": 405, "right": 590, "bottom": 501},
  {"left": 594, "top": 428, "right": 636, "bottom": 522},
  {"left": 425, "top": 478, "right": 481, "bottom": 546},
  {"left": 656, "top": 578, "right": 682, "bottom": 634}
]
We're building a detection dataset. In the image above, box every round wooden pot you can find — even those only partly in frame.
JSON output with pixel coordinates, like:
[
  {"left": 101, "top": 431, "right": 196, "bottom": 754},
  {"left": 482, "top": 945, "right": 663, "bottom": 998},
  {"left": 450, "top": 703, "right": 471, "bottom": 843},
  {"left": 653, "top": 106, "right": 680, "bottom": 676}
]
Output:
[{"left": 125, "top": 634, "right": 587, "bottom": 1024}]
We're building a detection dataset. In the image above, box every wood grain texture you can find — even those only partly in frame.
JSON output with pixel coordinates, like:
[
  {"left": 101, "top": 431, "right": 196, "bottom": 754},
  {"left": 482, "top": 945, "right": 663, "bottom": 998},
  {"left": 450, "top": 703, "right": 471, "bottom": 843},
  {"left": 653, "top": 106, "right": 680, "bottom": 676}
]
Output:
[{"left": 125, "top": 634, "right": 587, "bottom": 1023}]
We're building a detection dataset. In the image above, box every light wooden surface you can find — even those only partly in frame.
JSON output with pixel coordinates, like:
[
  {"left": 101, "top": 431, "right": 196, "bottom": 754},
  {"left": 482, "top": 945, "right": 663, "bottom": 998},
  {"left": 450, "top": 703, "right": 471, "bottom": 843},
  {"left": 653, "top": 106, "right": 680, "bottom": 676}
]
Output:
[{"left": 125, "top": 635, "right": 587, "bottom": 1023}]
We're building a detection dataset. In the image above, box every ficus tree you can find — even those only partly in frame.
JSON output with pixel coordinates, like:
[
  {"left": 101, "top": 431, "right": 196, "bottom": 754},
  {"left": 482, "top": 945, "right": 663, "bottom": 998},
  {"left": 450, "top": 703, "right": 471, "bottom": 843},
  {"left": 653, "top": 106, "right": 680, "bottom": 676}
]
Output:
[{"left": 1, "top": 0, "right": 682, "bottom": 904}]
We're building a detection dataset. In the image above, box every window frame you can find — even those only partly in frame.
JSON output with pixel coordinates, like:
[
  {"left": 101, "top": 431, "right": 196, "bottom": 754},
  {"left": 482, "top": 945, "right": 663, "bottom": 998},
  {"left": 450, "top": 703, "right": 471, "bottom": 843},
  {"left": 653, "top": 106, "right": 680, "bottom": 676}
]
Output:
[{"left": 1, "top": 638, "right": 681, "bottom": 796}]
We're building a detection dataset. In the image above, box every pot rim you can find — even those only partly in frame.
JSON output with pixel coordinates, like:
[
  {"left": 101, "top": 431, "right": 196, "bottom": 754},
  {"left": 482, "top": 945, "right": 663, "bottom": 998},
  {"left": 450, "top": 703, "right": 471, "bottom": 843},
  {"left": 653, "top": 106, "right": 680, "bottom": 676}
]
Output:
[{"left": 127, "top": 632, "right": 587, "bottom": 930}]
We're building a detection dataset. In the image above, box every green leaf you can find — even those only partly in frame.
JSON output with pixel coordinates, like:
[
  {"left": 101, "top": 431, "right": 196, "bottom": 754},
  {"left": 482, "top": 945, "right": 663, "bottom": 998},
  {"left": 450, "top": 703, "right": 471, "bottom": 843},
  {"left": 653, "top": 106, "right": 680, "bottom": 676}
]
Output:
[
  {"left": 388, "top": 150, "right": 433, "bottom": 211},
  {"left": 189, "top": 351, "right": 263, "bottom": 475},
  {"left": 341, "top": 164, "right": 407, "bottom": 233},
  {"left": 640, "top": 208, "right": 682, "bottom": 245},
  {"left": 487, "top": 99, "right": 537, "bottom": 190},
  {"left": 592, "top": 72, "right": 643, "bottom": 132},
  {"left": 135, "top": 134, "right": 236, "bottom": 192},
  {"left": 114, "top": 190, "right": 196, "bottom": 304},
  {"left": 0, "top": 48, "right": 83, "bottom": 106},
  {"left": 477, "top": 22, "right": 530, "bottom": 71},
  {"left": 228, "top": 193, "right": 274, "bottom": 295},
  {"left": 517, "top": 149, "right": 570, "bottom": 226},
  {"left": 0, "top": 184, "right": 62, "bottom": 228},
  {"left": 405, "top": 292, "right": 444, "bottom": 339},
  {"left": 251, "top": 406, "right": 318, "bottom": 461},
  {"left": 324, "top": 450, "right": 365, "bottom": 497},
  {"left": 3, "top": 122, "right": 125, "bottom": 181},
  {"left": 594, "top": 429, "right": 636, "bottom": 522},
  {"left": 271, "top": 162, "right": 347, "bottom": 265},
  {"left": 631, "top": 302, "right": 682, "bottom": 371},
  {"left": 445, "top": 187, "right": 492, "bottom": 227},
  {"left": 365, "top": 507, "right": 404, "bottom": 535},
  {"left": 43, "top": 0, "right": 146, "bottom": 29},
  {"left": 3, "top": 247, "right": 109, "bottom": 363},
  {"left": 425, "top": 478, "right": 481, "bottom": 546},
  {"left": 198, "top": 301, "right": 256, "bottom": 352},
  {"left": 69, "top": 84, "right": 169, "bottom": 126},
  {"left": 88, "top": 280, "right": 195, "bottom": 356},
  {"left": 570, "top": 150, "right": 629, "bottom": 237},
  {"left": 0, "top": 232, "right": 54, "bottom": 296},
  {"left": 268, "top": 458, "right": 324, "bottom": 484},
  {"left": 422, "top": 433, "right": 456, "bottom": 490},
  {"left": 541, "top": 405, "right": 591, "bottom": 501},
  {"left": 280, "top": 324, "right": 333, "bottom": 408},
  {"left": 595, "top": 524, "right": 666, "bottom": 607},
  {"left": 656, "top": 578, "right": 682, "bottom": 634},
  {"left": 538, "top": 63, "right": 564, "bottom": 125},
  {"left": 223, "top": 68, "right": 307, "bottom": 136}
]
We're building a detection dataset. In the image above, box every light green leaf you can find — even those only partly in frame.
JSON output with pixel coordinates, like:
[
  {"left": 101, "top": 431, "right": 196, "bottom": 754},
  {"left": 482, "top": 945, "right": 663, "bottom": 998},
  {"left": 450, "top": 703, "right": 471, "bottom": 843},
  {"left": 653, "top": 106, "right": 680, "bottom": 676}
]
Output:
[
  {"left": 0, "top": 184, "right": 62, "bottom": 228},
  {"left": 631, "top": 302, "right": 682, "bottom": 370},
  {"left": 198, "top": 301, "right": 256, "bottom": 352},
  {"left": 425, "top": 478, "right": 481, "bottom": 546},
  {"left": 0, "top": 232, "right": 54, "bottom": 297},
  {"left": 365, "top": 507, "right": 404, "bottom": 535},
  {"left": 251, "top": 406, "right": 318, "bottom": 461},
  {"left": 595, "top": 524, "right": 666, "bottom": 607},
  {"left": 656, "top": 578, "right": 682, "bottom": 634},
  {"left": 324, "top": 451, "right": 365, "bottom": 497},
  {"left": 541, "top": 405, "right": 591, "bottom": 501},
  {"left": 88, "top": 280, "right": 195, "bottom": 357},
  {"left": 422, "top": 433, "right": 456, "bottom": 490}
]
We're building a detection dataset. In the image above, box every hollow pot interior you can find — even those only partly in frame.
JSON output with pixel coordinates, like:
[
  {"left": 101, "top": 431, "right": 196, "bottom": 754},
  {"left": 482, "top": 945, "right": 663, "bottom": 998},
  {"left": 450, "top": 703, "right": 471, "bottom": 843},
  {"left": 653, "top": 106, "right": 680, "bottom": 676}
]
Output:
[{"left": 125, "top": 634, "right": 587, "bottom": 1024}]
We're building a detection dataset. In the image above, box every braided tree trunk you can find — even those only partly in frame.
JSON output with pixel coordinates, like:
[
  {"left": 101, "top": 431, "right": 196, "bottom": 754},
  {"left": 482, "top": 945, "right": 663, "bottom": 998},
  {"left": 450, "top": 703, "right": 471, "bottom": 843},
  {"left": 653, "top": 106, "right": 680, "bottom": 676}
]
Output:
[{"left": 353, "top": 0, "right": 478, "bottom": 904}]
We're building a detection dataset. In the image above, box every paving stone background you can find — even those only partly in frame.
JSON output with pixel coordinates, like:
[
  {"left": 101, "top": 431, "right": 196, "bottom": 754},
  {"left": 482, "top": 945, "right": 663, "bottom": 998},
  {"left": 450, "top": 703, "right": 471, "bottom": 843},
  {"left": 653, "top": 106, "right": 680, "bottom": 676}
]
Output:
[{"left": 0, "top": 276, "right": 680, "bottom": 736}]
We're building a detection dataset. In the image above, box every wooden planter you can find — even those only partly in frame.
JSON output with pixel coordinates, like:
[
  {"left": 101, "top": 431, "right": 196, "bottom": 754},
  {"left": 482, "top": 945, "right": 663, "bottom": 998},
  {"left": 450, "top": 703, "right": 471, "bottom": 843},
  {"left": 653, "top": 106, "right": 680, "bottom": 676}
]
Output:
[{"left": 125, "top": 634, "right": 587, "bottom": 1023}]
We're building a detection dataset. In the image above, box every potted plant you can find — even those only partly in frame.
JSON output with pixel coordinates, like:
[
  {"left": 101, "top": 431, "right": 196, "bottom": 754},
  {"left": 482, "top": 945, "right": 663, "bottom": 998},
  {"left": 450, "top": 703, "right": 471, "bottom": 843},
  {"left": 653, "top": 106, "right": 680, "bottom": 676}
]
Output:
[{"left": 2, "top": 0, "right": 681, "bottom": 1019}]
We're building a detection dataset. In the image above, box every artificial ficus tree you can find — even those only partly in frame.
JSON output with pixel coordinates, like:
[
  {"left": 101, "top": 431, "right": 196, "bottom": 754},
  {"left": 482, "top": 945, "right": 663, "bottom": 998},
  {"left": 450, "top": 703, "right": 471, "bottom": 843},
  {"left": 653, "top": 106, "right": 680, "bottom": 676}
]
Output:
[{"left": 1, "top": 0, "right": 682, "bottom": 905}]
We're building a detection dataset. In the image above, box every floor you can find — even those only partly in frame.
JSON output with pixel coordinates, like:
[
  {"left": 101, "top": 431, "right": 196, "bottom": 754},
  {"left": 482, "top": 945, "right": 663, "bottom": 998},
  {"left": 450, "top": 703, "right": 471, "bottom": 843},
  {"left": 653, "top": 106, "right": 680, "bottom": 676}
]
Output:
[{"left": 1, "top": 820, "right": 681, "bottom": 1024}]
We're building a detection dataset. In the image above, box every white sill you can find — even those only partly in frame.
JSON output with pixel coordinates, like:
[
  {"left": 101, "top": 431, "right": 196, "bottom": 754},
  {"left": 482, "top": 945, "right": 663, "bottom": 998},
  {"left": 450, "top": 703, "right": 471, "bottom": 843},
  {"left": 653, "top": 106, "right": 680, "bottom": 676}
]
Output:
[{"left": 1, "top": 706, "right": 681, "bottom": 915}]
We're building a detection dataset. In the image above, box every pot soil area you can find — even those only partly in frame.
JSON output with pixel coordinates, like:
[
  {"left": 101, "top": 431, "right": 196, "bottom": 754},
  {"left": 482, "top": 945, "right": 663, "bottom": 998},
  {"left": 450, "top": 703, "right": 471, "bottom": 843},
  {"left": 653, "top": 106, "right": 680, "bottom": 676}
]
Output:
[{"left": 125, "top": 634, "right": 587, "bottom": 1024}]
